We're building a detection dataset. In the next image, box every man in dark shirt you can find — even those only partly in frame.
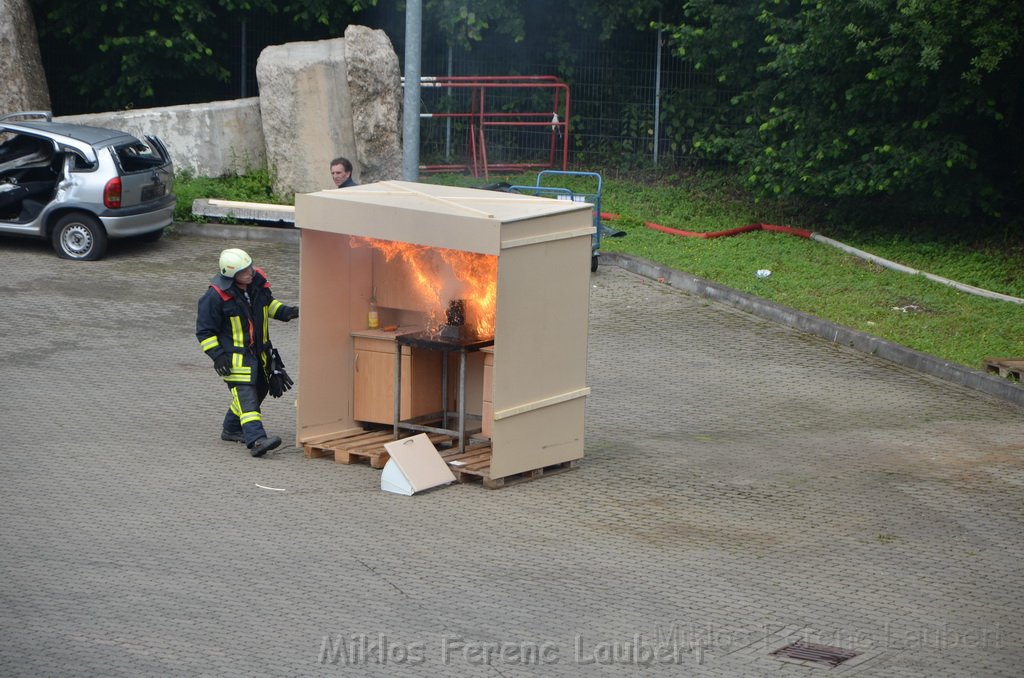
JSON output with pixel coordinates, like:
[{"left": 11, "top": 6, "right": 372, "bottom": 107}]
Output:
[{"left": 330, "top": 156, "right": 358, "bottom": 188}]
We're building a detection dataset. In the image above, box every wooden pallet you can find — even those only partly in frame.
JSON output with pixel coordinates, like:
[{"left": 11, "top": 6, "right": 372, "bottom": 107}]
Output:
[
  {"left": 332, "top": 431, "right": 396, "bottom": 468},
  {"left": 442, "top": 444, "right": 580, "bottom": 489},
  {"left": 303, "top": 430, "right": 453, "bottom": 469},
  {"left": 302, "top": 429, "right": 377, "bottom": 459},
  {"left": 984, "top": 357, "right": 1024, "bottom": 382}
]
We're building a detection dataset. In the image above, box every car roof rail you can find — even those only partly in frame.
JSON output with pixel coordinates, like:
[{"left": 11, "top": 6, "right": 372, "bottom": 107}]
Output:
[{"left": 0, "top": 111, "right": 53, "bottom": 123}]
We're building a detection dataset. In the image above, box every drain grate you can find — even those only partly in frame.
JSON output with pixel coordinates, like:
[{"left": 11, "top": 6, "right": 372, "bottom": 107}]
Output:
[{"left": 771, "top": 640, "right": 859, "bottom": 667}]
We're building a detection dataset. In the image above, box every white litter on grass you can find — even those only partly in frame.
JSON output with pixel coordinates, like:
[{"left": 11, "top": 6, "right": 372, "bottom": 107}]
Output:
[
  {"left": 756, "top": 269, "right": 772, "bottom": 279},
  {"left": 255, "top": 483, "right": 286, "bottom": 492}
]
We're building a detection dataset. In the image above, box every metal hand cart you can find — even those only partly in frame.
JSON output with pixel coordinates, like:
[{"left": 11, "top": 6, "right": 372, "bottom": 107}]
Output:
[{"left": 509, "top": 170, "right": 604, "bottom": 271}]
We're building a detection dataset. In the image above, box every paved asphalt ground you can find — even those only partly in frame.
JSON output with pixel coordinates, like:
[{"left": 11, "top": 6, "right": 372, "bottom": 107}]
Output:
[{"left": 1, "top": 230, "right": 1022, "bottom": 677}]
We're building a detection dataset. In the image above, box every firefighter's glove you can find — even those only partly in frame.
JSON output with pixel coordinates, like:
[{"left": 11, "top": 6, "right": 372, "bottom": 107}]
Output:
[
  {"left": 269, "top": 369, "right": 294, "bottom": 398},
  {"left": 279, "top": 306, "right": 299, "bottom": 322},
  {"left": 213, "top": 354, "right": 232, "bottom": 377}
]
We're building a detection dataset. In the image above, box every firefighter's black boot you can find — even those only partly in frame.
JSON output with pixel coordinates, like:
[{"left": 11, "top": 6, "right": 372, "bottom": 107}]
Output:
[{"left": 250, "top": 435, "right": 282, "bottom": 457}]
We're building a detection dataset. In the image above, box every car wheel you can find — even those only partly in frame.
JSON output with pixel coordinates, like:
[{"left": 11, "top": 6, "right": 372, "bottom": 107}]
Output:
[{"left": 52, "top": 212, "right": 108, "bottom": 261}]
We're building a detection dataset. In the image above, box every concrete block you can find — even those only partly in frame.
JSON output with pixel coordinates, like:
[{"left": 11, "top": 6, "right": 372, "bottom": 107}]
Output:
[
  {"left": 257, "top": 38, "right": 349, "bottom": 198},
  {"left": 343, "top": 25, "right": 402, "bottom": 184},
  {"left": 257, "top": 27, "right": 401, "bottom": 198}
]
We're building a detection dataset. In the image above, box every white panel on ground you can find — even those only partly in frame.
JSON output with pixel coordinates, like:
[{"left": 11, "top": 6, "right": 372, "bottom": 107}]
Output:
[{"left": 381, "top": 434, "right": 456, "bottom": 495}]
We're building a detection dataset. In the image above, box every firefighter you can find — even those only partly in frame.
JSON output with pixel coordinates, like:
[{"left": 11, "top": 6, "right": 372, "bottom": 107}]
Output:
[{"left": 196, "top": 248, "right": 299, "bottom": 457}]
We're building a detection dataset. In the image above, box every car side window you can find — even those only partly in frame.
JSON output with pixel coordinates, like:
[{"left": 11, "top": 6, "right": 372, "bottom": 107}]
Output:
[
  {"left": 67, "top": 149, "right": 96, "bottom": 171},
  {"left": 0, "top": 132, "right": 51, "bottom": 171}
]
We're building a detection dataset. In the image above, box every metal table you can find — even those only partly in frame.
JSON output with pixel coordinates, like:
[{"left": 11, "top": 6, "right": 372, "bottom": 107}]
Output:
[{"left": 393, "top": 331, "right": 494, "bottom": 453}]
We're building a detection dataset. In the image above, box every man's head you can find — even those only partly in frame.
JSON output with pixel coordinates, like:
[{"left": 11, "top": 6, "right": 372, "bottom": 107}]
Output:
[
  {"left": 219, "top": 248, "right": 253, "bottom": 281},
  {"left": 330, "top": 156, "right": 353, "bottom": 187}
]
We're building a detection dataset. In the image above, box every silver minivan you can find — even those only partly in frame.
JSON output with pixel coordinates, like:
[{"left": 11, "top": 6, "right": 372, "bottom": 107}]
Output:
[{"left": 0, "top": 111, "right": 175, "bottom": 260}]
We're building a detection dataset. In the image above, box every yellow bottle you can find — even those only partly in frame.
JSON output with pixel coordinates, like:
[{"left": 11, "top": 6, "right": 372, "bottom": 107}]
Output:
[{"left": 368, "top": 295, "right": 379, "bottom": 329}]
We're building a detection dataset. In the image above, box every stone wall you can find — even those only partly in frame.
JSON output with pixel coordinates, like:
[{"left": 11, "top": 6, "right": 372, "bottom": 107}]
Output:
[
  {"left": 47, "top": 27, "right": 403, "bottom": 196},
  {"left": 57, "top": 99, "right": 266, "bottom": 178}
]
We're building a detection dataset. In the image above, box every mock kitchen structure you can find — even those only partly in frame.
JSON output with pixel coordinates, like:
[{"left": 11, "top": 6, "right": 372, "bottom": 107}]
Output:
[{"left": 294, "top": 181, "right": 594, "bottom": 485}]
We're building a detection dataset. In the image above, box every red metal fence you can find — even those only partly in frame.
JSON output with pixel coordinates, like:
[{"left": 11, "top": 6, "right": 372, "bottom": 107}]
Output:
[{"left": 417, "top": 76, "right": 570, "bottom": 179}]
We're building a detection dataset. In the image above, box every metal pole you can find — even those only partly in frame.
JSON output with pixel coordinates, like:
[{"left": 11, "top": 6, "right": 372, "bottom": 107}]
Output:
[
  {"left": 403, "top": 0, "right": 423, "bottom": 181},
  {"left": 393, "top": 344, "right": 402, "bottom": 439},
  {"left": 445, "top": 45, "right": 453, "bottom": 161},
  {"left": 653, "top": 19, "right": 663, "bottom": 166},
  {"left": 240, "top": 19, "right": 248, "bottom": 98},
  {"left": 441, "top": 352, "right": 449, "bottom": 430},
  {"left": 457, "top": 350, "right": 466, "bottom": 453}
]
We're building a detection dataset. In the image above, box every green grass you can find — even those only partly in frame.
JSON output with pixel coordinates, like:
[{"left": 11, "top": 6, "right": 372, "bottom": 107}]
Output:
[
  {"left": 172, "top": 169, "right": 287, "bottom": 222},
  {"left": 174, "top": 169, "right": 1024, "bottom": 371}
]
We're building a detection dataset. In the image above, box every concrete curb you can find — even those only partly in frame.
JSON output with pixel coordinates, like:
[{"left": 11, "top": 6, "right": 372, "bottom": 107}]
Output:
[
  {"left": 169, "top": 223, "right": 1023, "bottom": 408},
  {"left": 602, "top": 251, "right": 1024, "bottom": 408}
]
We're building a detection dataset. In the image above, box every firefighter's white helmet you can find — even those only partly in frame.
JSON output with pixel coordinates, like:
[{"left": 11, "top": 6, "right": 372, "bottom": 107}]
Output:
[{"left": 219, "top": 248, "right": 252, "bottom": 277}]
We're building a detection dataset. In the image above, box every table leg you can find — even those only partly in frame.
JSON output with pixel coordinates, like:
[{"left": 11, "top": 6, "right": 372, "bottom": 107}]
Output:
[
  {"left": 441, "top": 351, "right": 449, "bottom": 431},
  {"left": 458, "top": 349, "right": 467, "bottom": 453},
  {"left": 393, "top": 342, "right": 402, "bottom": 439}
]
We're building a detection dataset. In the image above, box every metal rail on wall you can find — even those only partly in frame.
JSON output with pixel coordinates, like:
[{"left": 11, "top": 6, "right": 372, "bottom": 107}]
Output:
[{"left": 416, "top": 76, "right": 570, "bottom": 179}]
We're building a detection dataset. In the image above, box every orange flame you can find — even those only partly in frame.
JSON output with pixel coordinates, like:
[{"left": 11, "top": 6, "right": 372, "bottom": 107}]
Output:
[{"left": 351, "top": 236, "right": 497, "bottom": 337}]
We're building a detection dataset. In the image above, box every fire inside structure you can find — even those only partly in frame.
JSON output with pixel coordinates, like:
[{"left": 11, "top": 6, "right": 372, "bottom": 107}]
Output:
[
  {"left": 294, "top": 181, "right": 594, "bottom": 483},
  {"left": 349, "top": 236, "right": 498, "bottom": 340}
]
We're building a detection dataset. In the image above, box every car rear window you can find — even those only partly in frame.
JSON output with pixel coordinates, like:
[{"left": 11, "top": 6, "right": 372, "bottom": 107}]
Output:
[{"left": 114, "top": 139, "right": 167, "bottom": 173}]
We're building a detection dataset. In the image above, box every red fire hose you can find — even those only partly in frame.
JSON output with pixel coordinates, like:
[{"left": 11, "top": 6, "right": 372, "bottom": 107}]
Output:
[
  {"left": 600, "top": 212, "right": 812, "bottom": 239},
  {"left": 598, "top": 212, "right": 1024, "bottom": 304}
]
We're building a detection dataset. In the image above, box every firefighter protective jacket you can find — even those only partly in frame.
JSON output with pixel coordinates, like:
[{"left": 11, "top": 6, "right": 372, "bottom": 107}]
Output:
[{"left": 196, "top": 268, "right": 296, "bottom": 385}]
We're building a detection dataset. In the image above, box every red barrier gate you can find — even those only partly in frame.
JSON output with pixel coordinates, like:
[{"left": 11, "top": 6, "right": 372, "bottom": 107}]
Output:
[{"left": 417, "top": 76, "right": 570, "bottom": 179}]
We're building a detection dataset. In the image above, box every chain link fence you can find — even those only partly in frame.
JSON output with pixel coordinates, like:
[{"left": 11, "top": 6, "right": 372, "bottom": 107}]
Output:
[
  {"left": 42, "top": 16, "right": 730, "bottom": 174},
  {"left": 419, "top": 32, "right": 730, "bottom": 173}
]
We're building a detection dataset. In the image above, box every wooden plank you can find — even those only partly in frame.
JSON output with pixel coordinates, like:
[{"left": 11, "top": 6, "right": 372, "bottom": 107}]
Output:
[
  {"left": 303, "top": 428, "right": 369, "bottom": 445},
  {"left": 346, "top": 434, "right": 398, "bottom": 451},
  {"left": 440, "top": 442, "right": 491, "bottom": 460},
  {"left": 304, "top": 431, "right": 375, "bottom": 459},
  {"left": 334, "top": 446, "right": 390, "bottom": 468},
  {"left": 443, "top": 448, "right": 493, "bottom": 464},
  {"left": 458, "top": 458, "right": 580, "bottom": 489},
  {"left": 329, "top": 431, "right": 454, "bottom": 468},
  {"left": 448, "top": 455, "right": 493, "bottom": 470},
  {"left": 304, "top": 445, "right": 332, "bottom": 460},
  {"left": 462, "top": 459, "right": 493, "bottom": 472}
]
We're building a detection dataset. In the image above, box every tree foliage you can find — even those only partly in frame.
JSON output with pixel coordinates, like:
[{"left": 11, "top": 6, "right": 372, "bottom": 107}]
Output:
[
  {"left": 426, "top": 0, "right": 526, "bottom": 52},
  {"left": 661, "top": 0, "right": 1024, "bottom": 223},
  {"left": 28, "top": 0, "right": 1023, "bottom": 225},
  {"left": 29, "top": 0, "right": 372, "bottom": 112}
]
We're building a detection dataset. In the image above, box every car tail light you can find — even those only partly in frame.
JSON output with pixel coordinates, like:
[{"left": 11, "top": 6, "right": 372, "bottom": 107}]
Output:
[{"left": 103, "top": 177, "right": 122, "bottom": 208}]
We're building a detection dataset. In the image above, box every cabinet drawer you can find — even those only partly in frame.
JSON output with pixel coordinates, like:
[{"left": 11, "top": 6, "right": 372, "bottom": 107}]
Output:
[{"left": 354, "top": 336, "right": 409, "bottom": 355}]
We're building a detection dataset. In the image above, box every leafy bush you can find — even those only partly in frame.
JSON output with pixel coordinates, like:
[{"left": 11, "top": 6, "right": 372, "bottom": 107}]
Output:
[
  {"left": 661, "top": 0, "right": 1024, "bottom": 228},
  {"left": 173, "top": 169, "right": 285, "bottom": 222}
]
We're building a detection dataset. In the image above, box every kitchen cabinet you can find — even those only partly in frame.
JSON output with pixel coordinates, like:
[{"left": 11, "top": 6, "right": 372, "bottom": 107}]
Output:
[{"left": 352, "top": 333, "right": 441, "bottom": 425}]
